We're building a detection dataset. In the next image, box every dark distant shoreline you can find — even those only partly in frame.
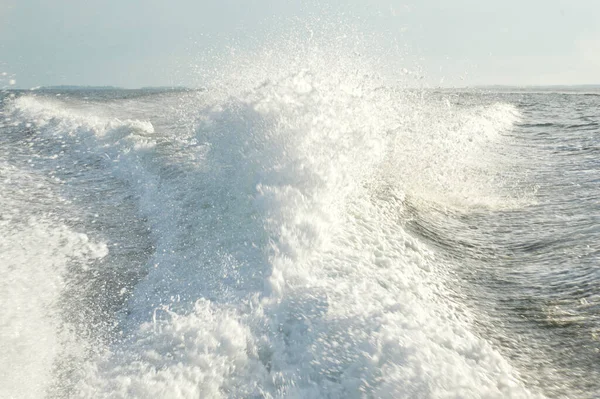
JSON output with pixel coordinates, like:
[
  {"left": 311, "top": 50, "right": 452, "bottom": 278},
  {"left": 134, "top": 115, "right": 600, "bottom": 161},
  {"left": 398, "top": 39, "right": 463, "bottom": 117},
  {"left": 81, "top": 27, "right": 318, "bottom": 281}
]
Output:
[
  {"left": 474, "top": 84, "right": 600, "bottom": 91},
  {"left": 36, "top": 85, "right": 193, "bottom": 92}
]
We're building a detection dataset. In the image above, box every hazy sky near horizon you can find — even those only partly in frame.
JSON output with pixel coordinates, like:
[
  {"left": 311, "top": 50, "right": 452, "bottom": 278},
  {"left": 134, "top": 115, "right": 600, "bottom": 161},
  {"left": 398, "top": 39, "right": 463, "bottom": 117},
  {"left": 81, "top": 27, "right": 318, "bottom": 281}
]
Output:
[{"left": 1, "top": 0, "right": 599, "bottom": 88}]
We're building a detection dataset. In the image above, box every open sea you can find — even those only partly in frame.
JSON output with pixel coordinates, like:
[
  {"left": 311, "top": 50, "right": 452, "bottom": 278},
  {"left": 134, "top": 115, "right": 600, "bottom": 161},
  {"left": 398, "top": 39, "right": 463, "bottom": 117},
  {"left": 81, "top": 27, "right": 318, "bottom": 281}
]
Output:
[{"left": 1, "top": 62, "right": 599, "bottom": 398}]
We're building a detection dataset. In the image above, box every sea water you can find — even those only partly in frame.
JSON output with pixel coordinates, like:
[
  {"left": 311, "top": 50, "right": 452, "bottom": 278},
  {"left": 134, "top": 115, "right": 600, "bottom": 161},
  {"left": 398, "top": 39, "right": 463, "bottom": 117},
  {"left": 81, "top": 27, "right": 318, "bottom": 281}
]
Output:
[{"left": 1, "top": 45, "right": 599, "bottom": 399}]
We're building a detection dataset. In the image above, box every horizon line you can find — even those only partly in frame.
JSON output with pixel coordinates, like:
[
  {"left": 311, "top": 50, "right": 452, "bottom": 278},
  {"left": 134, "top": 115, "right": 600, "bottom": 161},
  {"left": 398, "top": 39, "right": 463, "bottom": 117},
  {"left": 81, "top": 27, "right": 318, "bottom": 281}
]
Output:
[{"left": 4, "top": 83, "right": 600, "bottom": 91}]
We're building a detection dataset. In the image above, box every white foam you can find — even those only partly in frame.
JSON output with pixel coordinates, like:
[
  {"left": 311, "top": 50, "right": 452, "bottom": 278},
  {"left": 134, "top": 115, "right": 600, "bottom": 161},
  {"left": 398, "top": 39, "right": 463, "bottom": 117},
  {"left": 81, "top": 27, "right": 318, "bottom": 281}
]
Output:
[
  {"left": 5, "top": 41, "right": 541, "bottom": 398},
  {"left": 0, "top": 164, "right": 108, "bottom": 399},
  {"left": 10, "top": 96, "right": 155, "bottom": 136}
]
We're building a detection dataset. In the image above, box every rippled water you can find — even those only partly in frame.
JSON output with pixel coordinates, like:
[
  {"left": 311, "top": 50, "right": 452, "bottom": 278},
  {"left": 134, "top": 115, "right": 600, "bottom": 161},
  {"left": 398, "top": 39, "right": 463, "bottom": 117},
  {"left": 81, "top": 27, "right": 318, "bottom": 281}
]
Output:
[{"left": 443, "top": 91, "right": 600, "bottom": 398}]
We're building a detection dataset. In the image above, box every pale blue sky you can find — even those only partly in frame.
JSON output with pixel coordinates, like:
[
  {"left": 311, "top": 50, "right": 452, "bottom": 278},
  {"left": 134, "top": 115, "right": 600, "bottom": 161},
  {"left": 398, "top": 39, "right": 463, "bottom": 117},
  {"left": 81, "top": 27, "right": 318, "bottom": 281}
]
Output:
[{"left": 1, "top": 0, "right": 599, "bottom": 88}]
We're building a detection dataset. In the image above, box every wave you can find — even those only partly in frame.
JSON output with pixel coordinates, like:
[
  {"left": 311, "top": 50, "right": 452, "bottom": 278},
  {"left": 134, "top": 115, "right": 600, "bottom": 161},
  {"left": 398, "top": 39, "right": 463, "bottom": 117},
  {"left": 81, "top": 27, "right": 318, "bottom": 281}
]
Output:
[
  {"left": 5, "top": 49, "right": 539, "bottom": 397},
  {"left": 566, "top": 122, "right": 599, "bottom": 130},
  {"left": 0, "top": 162, "right": 108, "bottom": 399}
]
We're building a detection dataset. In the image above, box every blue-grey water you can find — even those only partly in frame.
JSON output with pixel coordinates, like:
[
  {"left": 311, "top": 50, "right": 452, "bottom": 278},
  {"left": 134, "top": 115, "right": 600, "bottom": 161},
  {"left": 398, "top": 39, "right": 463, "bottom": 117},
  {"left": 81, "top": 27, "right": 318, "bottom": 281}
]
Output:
[{"left": 0, "top": 81, "right": 598, "bottom": 398}]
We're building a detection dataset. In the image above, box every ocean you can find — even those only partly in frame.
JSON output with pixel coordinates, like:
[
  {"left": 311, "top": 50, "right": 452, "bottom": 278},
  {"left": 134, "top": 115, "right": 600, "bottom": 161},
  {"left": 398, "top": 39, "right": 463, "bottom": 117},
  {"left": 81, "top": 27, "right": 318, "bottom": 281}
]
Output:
[{"left": 1, "top": 74, "right": 599, "bottom": 397}]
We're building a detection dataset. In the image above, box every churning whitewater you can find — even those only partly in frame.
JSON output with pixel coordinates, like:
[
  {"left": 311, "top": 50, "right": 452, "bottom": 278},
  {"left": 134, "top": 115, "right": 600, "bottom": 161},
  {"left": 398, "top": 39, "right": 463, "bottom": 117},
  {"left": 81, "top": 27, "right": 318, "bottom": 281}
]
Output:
[{"left": 1, "top": 37, "right": 599, "bottom": 399}]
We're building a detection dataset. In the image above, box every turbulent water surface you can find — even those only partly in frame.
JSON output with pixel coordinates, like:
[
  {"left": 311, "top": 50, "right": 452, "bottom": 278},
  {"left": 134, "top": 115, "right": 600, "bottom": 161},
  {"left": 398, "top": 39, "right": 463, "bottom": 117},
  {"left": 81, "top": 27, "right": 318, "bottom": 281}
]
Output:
[{"left": 1, "top": 62, "right": 599, "bottom": 398}]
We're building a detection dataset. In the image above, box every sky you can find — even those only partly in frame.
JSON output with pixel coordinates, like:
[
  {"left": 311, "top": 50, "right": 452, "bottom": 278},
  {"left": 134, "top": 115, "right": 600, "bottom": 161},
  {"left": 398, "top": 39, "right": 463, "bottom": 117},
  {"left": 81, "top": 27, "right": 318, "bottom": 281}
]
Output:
[{"left": 1, "top": 0, "right": 599, "bottom": 89}]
